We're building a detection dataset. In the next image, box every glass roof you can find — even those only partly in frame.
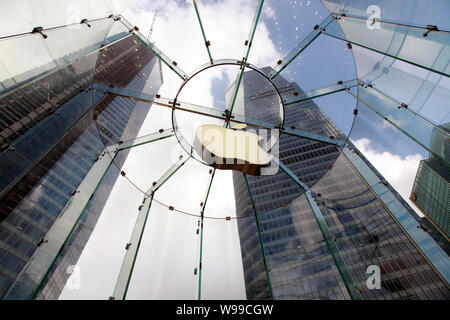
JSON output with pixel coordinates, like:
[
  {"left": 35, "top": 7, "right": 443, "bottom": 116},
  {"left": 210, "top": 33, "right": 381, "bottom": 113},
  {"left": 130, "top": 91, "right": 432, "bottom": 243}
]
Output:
[{"left": 1, "top": 0, "right": 448, "bottom": 300}]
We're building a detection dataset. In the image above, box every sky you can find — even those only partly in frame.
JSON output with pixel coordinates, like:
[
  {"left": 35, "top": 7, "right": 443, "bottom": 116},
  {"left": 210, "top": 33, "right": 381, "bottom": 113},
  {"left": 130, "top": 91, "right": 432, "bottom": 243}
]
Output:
[{"left": 58, "top": 0, "right": 445, "bottom": 299}]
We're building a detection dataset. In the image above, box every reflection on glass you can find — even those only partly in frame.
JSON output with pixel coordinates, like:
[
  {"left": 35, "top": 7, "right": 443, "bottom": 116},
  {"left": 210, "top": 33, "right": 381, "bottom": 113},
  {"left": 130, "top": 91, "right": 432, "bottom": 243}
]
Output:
[
  {"left": 348, "top": 84, "right": 450, "bottom": 165},
  {"left": 324, "top": 15, "right": 450, "bottom": 77}
]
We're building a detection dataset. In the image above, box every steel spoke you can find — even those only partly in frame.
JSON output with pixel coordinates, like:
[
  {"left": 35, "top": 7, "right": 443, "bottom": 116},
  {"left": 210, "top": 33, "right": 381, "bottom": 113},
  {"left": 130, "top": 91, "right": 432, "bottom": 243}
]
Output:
[
  {"left": 284, "top": 79, "right": 358, "bottom": 105},
  {"left": 225, "top": 0, "right": 265, "bottom": 124},
  {"left": 112, "top": 155, "right": 190, "bottom": 300},
  {"left": 196, "top": 168, "right": 216, "bottom": 300},
  {"left": 94, "top": 85, "right": 345, "bottom": 147},
  {"left": 192, "top": 0, "right": 213, "bottom": 64},
  {"left": 242, "top": 173, "right": 274, "bottom": 299},
  {"left": 268, "top": 15, "right": 334, "bottom": 80},
  {"left": 322, "top": 14, "right": 450, "bottom": 77},
  {"left": 274, "top": 157, "right": 362, "bottom": 300}
]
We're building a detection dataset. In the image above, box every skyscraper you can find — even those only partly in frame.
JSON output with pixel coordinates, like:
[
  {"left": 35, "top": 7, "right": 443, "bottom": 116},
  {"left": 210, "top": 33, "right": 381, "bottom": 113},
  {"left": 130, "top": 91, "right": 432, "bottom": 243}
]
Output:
[
  {"left": 0, "top": 21, "right": 163, "bottom": 299},
  {"left": 410, "top": 123, "right": 450, "bottom": 241},
  {"left": 232, "top": 67, "right": 450, "bottom": 300}
]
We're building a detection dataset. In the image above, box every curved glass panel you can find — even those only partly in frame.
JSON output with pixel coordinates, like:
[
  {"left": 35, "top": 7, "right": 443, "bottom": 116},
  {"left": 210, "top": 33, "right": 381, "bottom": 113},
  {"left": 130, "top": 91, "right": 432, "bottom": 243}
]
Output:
[
  {"left": 201, "top": 169, "right": 247, "bottom": 299},
  {"left": 323, "top": 14, "right": 450, "bottom": 77},
  {"left": 321, "top": 0, "right": 450, "bottom": 29},
  {"left": 0, "top": 0, "right": 121, "bottom": 38},
  {"left": 123, "top": 0, "right": 210, "bottom": 73},
  {"left": 258, "top": 193, "right": 352, "bottom": 299},
  {"left": 347, "top": 100, "right": 450, "bottom": 286},
  {"left": 309, "top": 151, "right": 449, "bottom": 299},
  {"left": 351, "top": 45, "right": 450, "bottom": 127},
  {"left": 125, "top": 200, "right": 198, "bottom": 299},
  {"left": 1, "top": 0, "right": 449, "bottom": 301},
  {"left": 193, "top": 0, "right": 260, "bottom": 61},
  {"left": 155, "top": 157, "right": 212, "bottom": 215},
  {"left": 0, "top": 17, "right": 130, "bottom": 94},
  {"left": 59, "top": 164, "right": 142, "bottom": 300}
]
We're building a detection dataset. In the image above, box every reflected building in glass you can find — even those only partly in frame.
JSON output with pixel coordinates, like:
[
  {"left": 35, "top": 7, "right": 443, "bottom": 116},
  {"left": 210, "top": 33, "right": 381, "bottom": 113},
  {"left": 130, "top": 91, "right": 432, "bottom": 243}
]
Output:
[
  {"left": 232, "top": 67, "right": 450, "bottom": 300},
  {"left": 0, "top": 31, "right": 163, "bottom": 299}
]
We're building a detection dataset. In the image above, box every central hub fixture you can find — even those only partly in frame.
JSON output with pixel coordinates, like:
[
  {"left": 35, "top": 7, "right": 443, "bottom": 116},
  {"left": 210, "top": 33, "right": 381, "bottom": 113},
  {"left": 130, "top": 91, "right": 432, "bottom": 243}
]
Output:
[{"left": 172, "top": 60, "right": 285, "bottom": 174}]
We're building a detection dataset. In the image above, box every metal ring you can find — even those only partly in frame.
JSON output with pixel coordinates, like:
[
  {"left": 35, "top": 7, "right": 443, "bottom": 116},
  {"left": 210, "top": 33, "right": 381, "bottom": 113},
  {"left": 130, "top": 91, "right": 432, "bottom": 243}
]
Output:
[{"left": 171, "top": 59, "right": 286, "bottom": 166}]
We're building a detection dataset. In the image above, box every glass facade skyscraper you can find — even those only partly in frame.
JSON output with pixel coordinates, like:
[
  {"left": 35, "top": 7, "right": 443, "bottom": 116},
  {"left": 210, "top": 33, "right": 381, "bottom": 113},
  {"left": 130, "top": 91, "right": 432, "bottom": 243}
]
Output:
[
  {"left": 232, "top": 68, "right": 450, "bottom": 300},
  {"left": 0, "top": 30, "right": 163, "bottom": 299},
  {"left": 411, "top": 123, "right": 450, "bottom": 241},
  {"left": 411, "top": 158, "right": 449, "bottom": 240}
]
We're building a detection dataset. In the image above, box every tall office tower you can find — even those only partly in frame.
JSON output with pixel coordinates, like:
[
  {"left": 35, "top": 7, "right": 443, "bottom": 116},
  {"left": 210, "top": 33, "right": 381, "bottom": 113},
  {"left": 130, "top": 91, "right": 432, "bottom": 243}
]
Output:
[
  {"left": 232, "top": 67, "right": 450, "bottom": 300},
  {"left": 0, "top": 28, "right": 163, "bottom": 299},
  {"left": 410, "top": 123, "right": 450, "bottom": 241}
]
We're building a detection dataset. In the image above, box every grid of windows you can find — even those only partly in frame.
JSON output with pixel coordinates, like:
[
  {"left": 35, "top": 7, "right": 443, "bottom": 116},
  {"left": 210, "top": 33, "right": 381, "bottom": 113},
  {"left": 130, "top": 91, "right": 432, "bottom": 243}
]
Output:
[
  {"left": 0, "top": 35, "right": 162, "bottom": 299},
  {"left": 233, "top": 68, "right": 450, "bottom": 300},
  {"left": 411, "top": 157, "right": 450, "bottom": 239}
]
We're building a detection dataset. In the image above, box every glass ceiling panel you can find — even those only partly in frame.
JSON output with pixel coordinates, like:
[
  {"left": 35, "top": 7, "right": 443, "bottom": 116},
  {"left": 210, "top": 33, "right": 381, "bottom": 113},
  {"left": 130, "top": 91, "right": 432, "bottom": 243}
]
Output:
[
  {"left": 348, "top": 96, "right": 429, "bottom": 209},
  {"left": 4, "top": 121, "right": 120, "bottom": 299},
  {"left": 347, "top": 84, "right": 449, "bottom": 165},
  {"left": 112, "top": 135, "right": 180, "bottom": 194},
  {"left": 351, "top": 45, "right": 450, "bottom": 126},
  {"left": 264, "top": 1, "right": 333, "bottom": 79},
  {"left": 201, "top": 169, "right": 247, "bottom": 299},
  {"left": 58, "top": 165, "right": 144, "bottom": 300},
  {"left": 123, "top": 1, "right": 213, "bottom": 73},
  {"left": 0, "top": 83, "right": 98, "bottom": 192},
  {"left": 309, "top": 90, "right": 358, "bottom": 141},
  {"left": 0, "top": 16, "right": 130, "bottom": 94},
  {"left": 201, "top": 214, "right": 247, "bottom": 299},
  {"left": 2, "top": 0, "right": 449, "bottom": 301},
  {"left": 272, "top": 34, "right": 357, "bottom": 91},
  {"left": 265, "top": 30, "right": 358, "bottom": 148},
  {"left": 0, "top": 0, "right": 121, "bottom": 38},
  {"left": 323, "top": 14, "right": 450, "bottom": 77},
  {"left": 113, "top": 155, "right": 190, "bottom": 299},
  {"left": 307, "top": 150, "right": 450, "bottom": 299},
  {"left": 345, "top": 106, "right": 450, "bottom": 287},
  {"left": 155, "top": 156, "right": 212, "bottom": 215},
  {"left": 283, "top": 79, "right": 357, "bottom": 105},
  {"left": 321, "top": 0, "right": 450, "bottom": 30},
  {"left": 125, "top": 200, "right": 198, "bottom": 299},
  {"left": 258, "top": 190, "right": 353, "bottom": 299},
  {"left": 194, "top": 0, "right": 259, "bottom": 61}
]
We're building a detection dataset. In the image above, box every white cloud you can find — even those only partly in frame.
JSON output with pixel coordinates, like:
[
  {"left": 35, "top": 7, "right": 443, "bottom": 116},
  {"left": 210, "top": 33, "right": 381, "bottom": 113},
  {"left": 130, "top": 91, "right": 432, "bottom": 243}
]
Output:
[{"left": 353, "top": 138, "right": 424, "bottom": 216}]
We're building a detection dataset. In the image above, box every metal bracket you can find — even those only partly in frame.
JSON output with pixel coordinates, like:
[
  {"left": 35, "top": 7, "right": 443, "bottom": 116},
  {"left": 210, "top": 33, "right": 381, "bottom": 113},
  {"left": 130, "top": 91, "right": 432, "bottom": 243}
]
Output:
[{"left": 31, "top": 27, "right": 47, "bottom": 39}]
